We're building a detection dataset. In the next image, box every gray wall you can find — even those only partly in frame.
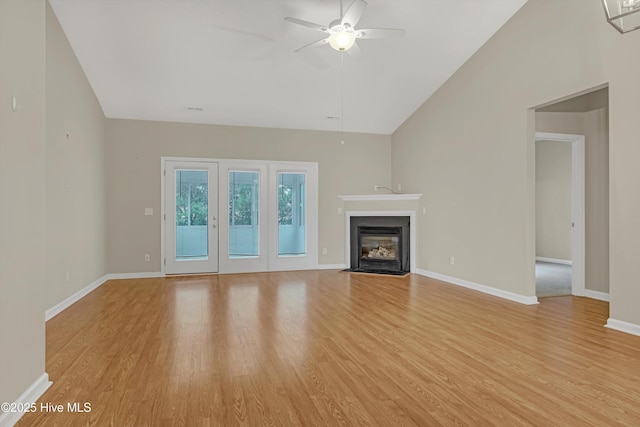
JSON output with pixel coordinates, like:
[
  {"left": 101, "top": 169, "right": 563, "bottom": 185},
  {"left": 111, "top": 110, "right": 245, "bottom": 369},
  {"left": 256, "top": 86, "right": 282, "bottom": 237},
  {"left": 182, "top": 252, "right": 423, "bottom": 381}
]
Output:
[
  {"left": 535, "top": 140, "right": 572, "bottom": 261},
  {"left": 0, "top": 0, "right": 107, "bottom": 407},
  {"left": 0, "top": 0, "right": 47, "bottom": 407},
  {"left": 105, "top": 119, "right": 391, "bottom": 273},
  {"left": 391, "top": 0, "right": 634, "bottom": 322},
  {"left": 46, "top": 2, "right": 106, "bottom": 310}
]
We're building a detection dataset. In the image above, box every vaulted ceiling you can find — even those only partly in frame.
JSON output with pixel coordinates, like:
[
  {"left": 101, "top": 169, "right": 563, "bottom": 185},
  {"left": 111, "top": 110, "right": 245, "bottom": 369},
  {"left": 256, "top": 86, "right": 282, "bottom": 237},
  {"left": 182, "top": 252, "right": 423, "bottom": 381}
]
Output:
[{"left": 49, "top": 0, "right": 527, "bottom": 135}]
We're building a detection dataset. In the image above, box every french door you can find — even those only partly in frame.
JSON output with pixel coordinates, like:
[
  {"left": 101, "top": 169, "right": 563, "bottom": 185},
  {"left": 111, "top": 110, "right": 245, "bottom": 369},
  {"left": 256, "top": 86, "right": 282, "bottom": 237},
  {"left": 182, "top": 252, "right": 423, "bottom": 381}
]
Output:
[
  {"left": 164, "top": 160, "right": 218, "bottom": 274},
  {"left": 218, "top": 161, "right": 317, "bottom": 273},
  {"left": 163, "top": 158, "right": 316, "bottom": 275}
]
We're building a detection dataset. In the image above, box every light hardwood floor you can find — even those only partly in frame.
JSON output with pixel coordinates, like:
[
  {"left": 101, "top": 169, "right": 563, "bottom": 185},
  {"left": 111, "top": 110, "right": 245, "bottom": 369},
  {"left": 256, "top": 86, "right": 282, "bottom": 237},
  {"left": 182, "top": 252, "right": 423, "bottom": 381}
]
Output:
[{"left": 17, "top": 271, "right": 640, "bottom": 426}]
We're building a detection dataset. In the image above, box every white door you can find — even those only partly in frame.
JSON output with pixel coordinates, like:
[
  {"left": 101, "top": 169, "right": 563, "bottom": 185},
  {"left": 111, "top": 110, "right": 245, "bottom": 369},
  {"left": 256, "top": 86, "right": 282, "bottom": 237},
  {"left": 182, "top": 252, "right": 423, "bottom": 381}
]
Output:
[
  {"left": 164, "top": 160, "right": 218, "bottom": 274},
  {"left": 268, "top": 163, "right": 318, "bottom": 271}
]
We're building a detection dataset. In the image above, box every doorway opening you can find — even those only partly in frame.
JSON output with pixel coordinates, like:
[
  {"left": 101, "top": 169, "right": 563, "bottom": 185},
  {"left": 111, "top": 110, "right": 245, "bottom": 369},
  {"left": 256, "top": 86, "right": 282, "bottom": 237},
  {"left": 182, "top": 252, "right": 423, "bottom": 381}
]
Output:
[
  {"left": 534, "top": 133, "right": 583, "bottom": 297},
  {"left": 533, "top": 86, "right": 610, "bottom": 300}
]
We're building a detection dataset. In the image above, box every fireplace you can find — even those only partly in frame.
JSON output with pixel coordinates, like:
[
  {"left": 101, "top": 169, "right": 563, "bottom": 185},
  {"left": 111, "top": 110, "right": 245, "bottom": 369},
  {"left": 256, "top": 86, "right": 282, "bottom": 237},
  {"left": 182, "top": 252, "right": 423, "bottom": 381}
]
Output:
[{"left": 348, "top": 216, "right": 410, "bottom": 275}]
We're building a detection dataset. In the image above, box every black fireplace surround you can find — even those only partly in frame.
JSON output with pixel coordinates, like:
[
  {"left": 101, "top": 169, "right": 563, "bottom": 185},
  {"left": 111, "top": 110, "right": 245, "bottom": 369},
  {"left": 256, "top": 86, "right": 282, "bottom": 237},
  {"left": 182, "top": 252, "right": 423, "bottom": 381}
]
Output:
[{"left": 348, "top": 216, "right": 410, "bottom": 275}]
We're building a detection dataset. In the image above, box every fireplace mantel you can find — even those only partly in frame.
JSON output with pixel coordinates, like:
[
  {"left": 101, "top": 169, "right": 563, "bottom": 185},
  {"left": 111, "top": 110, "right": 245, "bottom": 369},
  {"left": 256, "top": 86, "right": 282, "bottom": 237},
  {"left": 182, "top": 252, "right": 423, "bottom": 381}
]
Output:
[{"left": 338, "top": 194, "right": 422, "bottom": 202}]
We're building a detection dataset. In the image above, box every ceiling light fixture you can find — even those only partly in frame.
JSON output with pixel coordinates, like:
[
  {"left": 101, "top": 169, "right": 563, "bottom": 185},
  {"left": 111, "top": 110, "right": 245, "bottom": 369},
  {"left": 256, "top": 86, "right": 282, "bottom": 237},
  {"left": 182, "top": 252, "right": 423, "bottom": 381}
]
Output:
[
  {"left": 328, "top": 28, "right": 356, "bottom": 51},
  {"left": 602, "top": 0, "right": 640, "bottom": 33}
]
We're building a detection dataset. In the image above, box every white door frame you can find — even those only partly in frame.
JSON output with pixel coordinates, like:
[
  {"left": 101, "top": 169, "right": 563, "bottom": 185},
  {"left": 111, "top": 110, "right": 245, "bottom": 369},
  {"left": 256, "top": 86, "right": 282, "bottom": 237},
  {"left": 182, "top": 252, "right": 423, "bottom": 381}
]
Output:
[{"left": 535, "top": 132, "right": 585, "bottom": 296}]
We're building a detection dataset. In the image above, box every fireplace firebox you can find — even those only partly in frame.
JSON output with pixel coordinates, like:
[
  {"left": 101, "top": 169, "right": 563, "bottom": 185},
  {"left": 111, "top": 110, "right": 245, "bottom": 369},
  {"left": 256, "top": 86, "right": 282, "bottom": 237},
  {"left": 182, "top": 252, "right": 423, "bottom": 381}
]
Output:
[
  {"left": 348, "top": 216, "right": 410, "bottom": 275},
  {"left": 359, "top": 226, "right": 402, "bottom": 271}
]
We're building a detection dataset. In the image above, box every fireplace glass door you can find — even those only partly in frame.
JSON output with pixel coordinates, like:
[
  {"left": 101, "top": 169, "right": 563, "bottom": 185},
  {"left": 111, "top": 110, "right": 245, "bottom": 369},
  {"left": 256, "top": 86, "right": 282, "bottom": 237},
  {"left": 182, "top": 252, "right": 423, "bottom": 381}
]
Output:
[
  {"left": 357, "top": 226, "right": 403, "bottom": 271},
  {"left": 361, "top": 235, "right": 399, "bottom": 261}
]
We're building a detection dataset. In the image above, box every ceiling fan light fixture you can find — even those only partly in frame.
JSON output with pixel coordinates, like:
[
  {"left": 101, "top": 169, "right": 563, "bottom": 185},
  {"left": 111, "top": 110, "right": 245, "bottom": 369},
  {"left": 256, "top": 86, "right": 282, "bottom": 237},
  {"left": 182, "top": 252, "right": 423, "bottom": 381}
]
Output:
[
  {"left": 285, "top": 0, "right": 404, "bottom": 53},
  {"left": 328, "top": 30, "right": 356, "bottom": 51}
]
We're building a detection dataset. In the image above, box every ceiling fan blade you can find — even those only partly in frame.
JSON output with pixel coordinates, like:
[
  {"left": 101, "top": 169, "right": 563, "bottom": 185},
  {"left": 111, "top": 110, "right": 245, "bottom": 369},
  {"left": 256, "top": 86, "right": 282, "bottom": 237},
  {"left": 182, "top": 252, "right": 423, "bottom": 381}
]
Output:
[
  {"left": 284, "top": 17, "right": 330, "bottom": 33},
  {"left": 347, "top": 42, "right": 362, "bottom": 57},
  {"left": 341, "top": 0, "right": 367, "bottom": 28},
  {"left": 294, "top": 37, "right": 330, "bottom": 53},
  {"left": 355, "top": 28, "right": 405, "bottom": 39}
]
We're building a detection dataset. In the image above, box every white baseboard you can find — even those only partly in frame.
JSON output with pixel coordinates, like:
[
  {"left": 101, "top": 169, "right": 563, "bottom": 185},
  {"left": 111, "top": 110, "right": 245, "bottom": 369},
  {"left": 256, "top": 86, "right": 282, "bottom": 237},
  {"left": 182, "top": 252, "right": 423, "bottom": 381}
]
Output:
[
  {"left": 584, "top": 289, "right": 610, "bottom": 302},
  {"left": 45, "top": 274, "right": 110, "bottom": 321},
  {"left": 317, "top": 264, "right": 347, "bottom": 270},
  {"left": 605, "top": 318, "right": 640, "bottom": 337},
  {"left": 536, "top": 257, "right": 572, "bottom": 266},
  {"left": 107, "top": 272, "right": 163, "bottom": 280},
  {"left": 416, "top": 269, "right": 539, "bottom": 305},
  {"left": 0, "top": 373, "right": 52, "bottom": 427}
]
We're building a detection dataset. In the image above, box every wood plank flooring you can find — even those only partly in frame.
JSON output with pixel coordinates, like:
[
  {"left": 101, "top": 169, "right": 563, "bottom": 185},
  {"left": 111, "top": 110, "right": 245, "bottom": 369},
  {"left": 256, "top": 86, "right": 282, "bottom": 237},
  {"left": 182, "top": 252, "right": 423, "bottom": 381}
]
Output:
[{"left": 17, "top": 271, "right": 640, "bottom": 426}]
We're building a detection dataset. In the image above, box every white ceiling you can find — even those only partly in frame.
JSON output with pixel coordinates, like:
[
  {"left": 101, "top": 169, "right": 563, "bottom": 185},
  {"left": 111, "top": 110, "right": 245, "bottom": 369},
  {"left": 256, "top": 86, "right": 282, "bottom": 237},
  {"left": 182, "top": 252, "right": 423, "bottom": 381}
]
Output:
[{"left": 48, "top": 0, "right": 527, "bottom": 135}]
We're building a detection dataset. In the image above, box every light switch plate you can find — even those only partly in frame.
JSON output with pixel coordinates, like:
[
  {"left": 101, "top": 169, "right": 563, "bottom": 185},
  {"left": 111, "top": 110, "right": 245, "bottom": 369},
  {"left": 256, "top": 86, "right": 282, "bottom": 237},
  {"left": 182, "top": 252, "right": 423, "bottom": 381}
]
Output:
[{"left": 145, "top": 208, "right": 153, "bottom": 216}]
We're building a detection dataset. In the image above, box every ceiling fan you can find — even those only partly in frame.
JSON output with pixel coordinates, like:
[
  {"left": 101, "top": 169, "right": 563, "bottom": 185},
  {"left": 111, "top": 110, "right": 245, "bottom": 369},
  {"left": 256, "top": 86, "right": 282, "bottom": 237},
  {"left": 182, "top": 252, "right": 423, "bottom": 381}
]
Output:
[{"left": 284, "top": 0, "right": 404, "bottom": 54}]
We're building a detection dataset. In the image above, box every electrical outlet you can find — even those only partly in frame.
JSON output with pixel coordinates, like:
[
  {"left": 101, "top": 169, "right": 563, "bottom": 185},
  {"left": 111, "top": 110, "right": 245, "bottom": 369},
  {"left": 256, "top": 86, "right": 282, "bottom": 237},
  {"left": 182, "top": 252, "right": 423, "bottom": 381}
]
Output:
[
  {"left": 374, "top": 185, "right": 379, "bottom": 191},
  {"left": 398, "top": 183, "right": 402, "bottom": 191},
  {"left": 145, "top": 254, "right": 150, "bottom": 262},
  {"left": 450, "top": 256, "right": 455, "bottom": 265},
  {"left": 422, "top": 207, "right": 426, "bottom": 215},
  {"left": 145, "top": 208, "right": 153, "bottom": 216},
  {"left": 322, "top": 248, "right": 327, "bottom": 255},
  {"left": 338, "top": 207, "right": 342, "bottom": 214}
]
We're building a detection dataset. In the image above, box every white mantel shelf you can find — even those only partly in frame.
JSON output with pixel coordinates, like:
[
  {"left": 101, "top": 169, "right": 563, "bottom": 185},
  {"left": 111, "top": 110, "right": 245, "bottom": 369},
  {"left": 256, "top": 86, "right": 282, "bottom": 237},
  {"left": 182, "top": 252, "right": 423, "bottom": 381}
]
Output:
[{"left": 339, "top": 194, "right": 422, "bottom": 202}]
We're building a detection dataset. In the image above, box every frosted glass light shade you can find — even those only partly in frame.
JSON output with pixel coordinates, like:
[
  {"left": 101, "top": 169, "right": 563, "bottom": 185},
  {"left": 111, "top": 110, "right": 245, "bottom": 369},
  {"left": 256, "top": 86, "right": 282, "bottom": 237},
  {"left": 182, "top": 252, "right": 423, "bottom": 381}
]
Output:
[
  {"left": 329, "top": 31, "right": 356, "bottom": 51},
  {"left": 602, "top": 0, "right": 640, "bottom": 33}
]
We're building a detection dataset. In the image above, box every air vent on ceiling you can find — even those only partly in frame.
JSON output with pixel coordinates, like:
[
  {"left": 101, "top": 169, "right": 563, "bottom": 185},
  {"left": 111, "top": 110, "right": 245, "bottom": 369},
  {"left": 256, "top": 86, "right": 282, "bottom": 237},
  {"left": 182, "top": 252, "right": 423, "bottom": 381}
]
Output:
[{"left": 186, "top": 106, "right": 204, "bottom": 112}]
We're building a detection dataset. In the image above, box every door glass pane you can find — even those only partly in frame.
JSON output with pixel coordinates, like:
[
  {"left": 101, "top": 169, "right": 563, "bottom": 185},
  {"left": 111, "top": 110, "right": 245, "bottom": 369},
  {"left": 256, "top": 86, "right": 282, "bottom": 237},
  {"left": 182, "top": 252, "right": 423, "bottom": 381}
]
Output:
[
  {"left": 229, "top": 171, "right": 259, "bottom": 257},
  {"left": 278, "top": 172, "right": 306, "bottom": 256},
  {"left": 175, "top": 170, "right": 208, "bottom": 260}
]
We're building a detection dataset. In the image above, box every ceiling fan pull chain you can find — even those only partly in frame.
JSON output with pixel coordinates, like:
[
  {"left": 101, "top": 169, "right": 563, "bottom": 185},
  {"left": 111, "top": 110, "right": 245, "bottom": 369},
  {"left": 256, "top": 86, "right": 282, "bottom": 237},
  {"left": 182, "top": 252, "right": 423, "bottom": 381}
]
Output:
[{"left": 341, "top": 51, "right": 345, "bottom": 144}]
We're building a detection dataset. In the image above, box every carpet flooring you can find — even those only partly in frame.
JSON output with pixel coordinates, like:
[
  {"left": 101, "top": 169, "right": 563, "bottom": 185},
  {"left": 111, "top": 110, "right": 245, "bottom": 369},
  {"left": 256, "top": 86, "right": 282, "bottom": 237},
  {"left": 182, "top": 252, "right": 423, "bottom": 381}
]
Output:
[{"left": 536, "top": 261, "right": 572, "bottom": 297}]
